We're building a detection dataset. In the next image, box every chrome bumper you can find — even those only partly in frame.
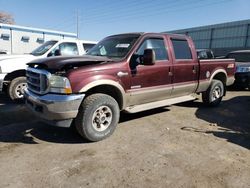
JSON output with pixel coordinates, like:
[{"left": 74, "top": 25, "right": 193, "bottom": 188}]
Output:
[
  {"left": 0, "top": 73, "right": 7, "bottom": 92},
  {"left": 24, "top": 89, "right": 85, "bottom": 127}
]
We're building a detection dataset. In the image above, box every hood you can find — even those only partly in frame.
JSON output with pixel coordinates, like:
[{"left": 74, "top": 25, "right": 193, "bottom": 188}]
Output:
[
  {"left": 27, "top": 55, "right": 114, "bottom": 70},
  {"left": 0, "top": 54, "right": 34, "bottom": 61}
]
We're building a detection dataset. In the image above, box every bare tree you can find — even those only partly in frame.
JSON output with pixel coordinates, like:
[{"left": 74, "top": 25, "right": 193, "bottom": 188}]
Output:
[{"left": 0, "top": 11, "right": 15, "bottom": 24}]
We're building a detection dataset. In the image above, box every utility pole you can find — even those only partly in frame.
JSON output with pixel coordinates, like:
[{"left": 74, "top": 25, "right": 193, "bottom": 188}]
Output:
[{"left": 76, "top": 10, "right": 79, "bottom": 39}]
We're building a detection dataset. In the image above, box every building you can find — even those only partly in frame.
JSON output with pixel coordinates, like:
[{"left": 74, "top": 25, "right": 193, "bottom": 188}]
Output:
[
  {"left": 164, "top": 19, "right": 250, "bottom": 56},
  {"left": 0, "top": 23, "right": 77, "bottom": 54}
]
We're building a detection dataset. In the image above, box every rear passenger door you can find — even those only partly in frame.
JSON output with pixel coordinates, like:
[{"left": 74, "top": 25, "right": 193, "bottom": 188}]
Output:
[{"left": 170, "top": 38, "right": 198, "bottom": 97}]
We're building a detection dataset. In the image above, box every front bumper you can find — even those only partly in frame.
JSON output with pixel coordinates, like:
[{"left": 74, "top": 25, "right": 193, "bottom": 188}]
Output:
[
  {"left": 0, "top": 73, "right": 7, "bottom": 92},
  {"left": 24, "top": 89, "right": 85, "bottom": 127},
  {"left": 234, "top": 72, "right": 250, "bottom": 87}
]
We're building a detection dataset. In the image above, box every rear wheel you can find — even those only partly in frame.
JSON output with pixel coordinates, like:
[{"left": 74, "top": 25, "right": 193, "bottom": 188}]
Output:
[
  {"left": 8, "top": 77, "right": 27, "bottom": 100},
  {"left": 202, "top": 79, "right": 224, "bottom": 107},
  {"left": 75, "top": 94, "right": 120, "bottom": 142}
]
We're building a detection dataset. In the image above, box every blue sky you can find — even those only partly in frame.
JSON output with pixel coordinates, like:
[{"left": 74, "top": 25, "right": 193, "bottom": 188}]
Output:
[{"left": 0, "top": 0, "right": 250, "bottom": 41}]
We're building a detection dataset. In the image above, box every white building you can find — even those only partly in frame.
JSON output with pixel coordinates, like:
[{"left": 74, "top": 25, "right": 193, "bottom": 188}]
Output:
[{"left": 0, "top": 23, "right": 77, "bottom": 54}]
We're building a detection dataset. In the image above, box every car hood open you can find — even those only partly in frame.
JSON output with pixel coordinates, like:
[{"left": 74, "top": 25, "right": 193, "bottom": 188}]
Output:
[{"left": 27, "top": 55, "right": 114, "bottom": 70}]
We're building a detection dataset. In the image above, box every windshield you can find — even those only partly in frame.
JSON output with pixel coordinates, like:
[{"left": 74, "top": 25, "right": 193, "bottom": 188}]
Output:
[
  {"left": 227, "top": 53, "right": 250, "bottom": 62},
  {"left": 86, "top": 34, "right": 140, "bottom": 59},
  {"left": 31, "top": 40, "right": 58, "bottom": 56}
]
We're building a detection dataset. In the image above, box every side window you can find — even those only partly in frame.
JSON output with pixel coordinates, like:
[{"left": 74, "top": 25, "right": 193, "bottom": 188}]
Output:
[
  {"left": 197, "top": 51, "right": 207, "bottom": 59},
  {"left": 207, "top": 51, "right": 214, "bottom": 59},
  {"left": 171, "top": 39, "right": 192, "bottom": 60},
  {"left": 136, "top": 38, "right": 168, "bottom": 61},
  {"left": 55, "top": 42, "right": 79, "bottom": 56},
  {"left": 83, "top": 43, "right": 96, "bottom": 52}
]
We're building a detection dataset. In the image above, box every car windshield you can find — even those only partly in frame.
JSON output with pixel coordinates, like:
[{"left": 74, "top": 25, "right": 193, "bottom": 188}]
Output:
[
  {"left": 31, "top": 40, "right": 58, "bottom": 56},
  {"left": 86, "top": 34, "right": 140, "bottom": 59},
  {"left": 227, "top": 53, "right": 250, "bottom": 62}
]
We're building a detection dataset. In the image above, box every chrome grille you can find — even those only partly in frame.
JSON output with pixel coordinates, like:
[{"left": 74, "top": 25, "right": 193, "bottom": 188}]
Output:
[{"left": 26, "top": 67, "right": 50, "bottom": 95}]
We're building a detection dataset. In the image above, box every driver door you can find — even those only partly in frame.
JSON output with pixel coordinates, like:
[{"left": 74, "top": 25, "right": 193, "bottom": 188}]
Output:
[{"left": 128, "top": 37, "right": 173, "bottom": 106}]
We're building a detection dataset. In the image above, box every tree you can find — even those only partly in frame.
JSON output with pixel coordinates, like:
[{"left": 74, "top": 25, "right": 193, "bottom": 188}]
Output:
[{"left": 0, "top": 11, "right": 15, "bottom": 24}]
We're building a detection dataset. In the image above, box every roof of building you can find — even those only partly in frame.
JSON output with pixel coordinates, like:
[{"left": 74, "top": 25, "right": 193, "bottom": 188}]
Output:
[
  {"left": 0, "top": 23, "right": 77, "bottom": 37},
  {"left": 164, "top": 19, "right": 250, "bottom": 33}
]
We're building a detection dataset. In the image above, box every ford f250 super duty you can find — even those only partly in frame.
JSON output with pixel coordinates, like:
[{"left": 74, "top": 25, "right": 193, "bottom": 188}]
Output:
[
  {"left": 24, "top": 33, "right": 235, "bottom": 141},
  {"left": 0, "top": 39, "right": 96, "bottom": 100}
]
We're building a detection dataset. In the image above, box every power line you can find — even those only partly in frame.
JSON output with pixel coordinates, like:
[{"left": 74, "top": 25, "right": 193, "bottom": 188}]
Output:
[
  {"left": 81, "top": 0, "right": 187, "bottom": 21},
  {"left": 82, "top": 0, "right": 232, "bottom": 25}
]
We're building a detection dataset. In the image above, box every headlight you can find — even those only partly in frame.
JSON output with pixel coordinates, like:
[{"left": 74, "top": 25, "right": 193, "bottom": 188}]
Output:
[
  {"left": 236, "top": 66, "right": 250, "bottom": 73},
  {"left": 49, "top": 75, "right": 72, "bottom": 94}
]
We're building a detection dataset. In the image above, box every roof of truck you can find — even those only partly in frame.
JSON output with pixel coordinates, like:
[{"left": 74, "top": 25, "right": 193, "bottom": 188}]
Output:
[
  {"left": 107, "top": 32, "right": 187, "bottom": 38},
  {"left": 50, "top": 38, "right": 97, "bottom": 44}
]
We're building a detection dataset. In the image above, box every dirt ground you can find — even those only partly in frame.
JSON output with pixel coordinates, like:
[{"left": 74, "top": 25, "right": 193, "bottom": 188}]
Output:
[{"left": 0, "top": 89, "right": 249, "bottom": 188}]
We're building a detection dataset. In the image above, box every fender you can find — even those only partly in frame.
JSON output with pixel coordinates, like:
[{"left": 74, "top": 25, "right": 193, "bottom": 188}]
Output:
[
  {"left": 197, "top": 69, "right": 227, "bottom": 93},
  {"left": 79, "top": 79, "right": 127, "bottom": 109},
  {"left": 209, "top": 69, "right": 227, "bottom": 83}
]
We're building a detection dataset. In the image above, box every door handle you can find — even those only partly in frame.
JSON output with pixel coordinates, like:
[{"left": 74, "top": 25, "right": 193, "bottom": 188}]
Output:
[
  {"left": 168, "top": 67, "right": 173, "bottom": 76},
  {"left": 117, "top": 71, "right": 128, "bottom": 77},
  {"left": 192, "top": 66, "right": 197, "bottom": 74}
]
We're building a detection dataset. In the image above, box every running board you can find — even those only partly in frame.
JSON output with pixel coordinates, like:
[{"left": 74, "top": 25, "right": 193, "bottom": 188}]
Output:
[{"left": 124, "top": 95, "right": 196, "bottom": 113}]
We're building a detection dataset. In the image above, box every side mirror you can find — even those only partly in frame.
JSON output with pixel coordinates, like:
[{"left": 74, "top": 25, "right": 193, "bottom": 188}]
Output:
[
  {"left": 143, "top": 49, "right": 155, "bottom": 65},
  {"left": 54, "top": 49, "right": 62, "bottom": 56}
]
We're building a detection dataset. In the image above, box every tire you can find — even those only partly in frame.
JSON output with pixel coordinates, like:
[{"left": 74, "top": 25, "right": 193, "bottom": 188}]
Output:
[
  {"left": 202, "top": 79, "right": 224, "bottom": 107},
  {"left": 75, "top": 94, "right": 120, "bottom": 142},
  {"left": 8, "top": 77, "right": 27, "bottom": 100}
]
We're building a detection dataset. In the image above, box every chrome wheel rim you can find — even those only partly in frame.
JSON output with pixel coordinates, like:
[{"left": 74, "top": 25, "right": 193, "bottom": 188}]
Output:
[
  {"left": 92, "top": 106, "right": 113, "bottom": 132},
  {"left": 15, "top": 82, "right": 27, "bottom": 98},
  {"left": 212, "top": 85, "right": 221, "bottom": 101}
]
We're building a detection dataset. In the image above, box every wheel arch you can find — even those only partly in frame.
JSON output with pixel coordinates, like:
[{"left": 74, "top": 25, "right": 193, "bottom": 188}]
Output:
[
  {"left": 79, "top": 80, "right": 126, "bottom": 110},
  {"left": 209, "top": 69, "right": 227, "bottom": 96},
  {"left": 2, "top": 69, "right": 26, "bottom": 92},
  {"left": 4, "top": 69, "right": 26, "bottom": 82}
]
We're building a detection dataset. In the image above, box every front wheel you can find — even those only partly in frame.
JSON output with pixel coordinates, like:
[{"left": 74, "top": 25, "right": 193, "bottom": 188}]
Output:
[
  {"left": 202, "top": 79, "right": 224, "bottom": 107},
  {"left": 75, "top": 94, "right": 120, "bottom": 142},
  {"left": 8, "top": 77, "right": 27, "bottom": 100}
]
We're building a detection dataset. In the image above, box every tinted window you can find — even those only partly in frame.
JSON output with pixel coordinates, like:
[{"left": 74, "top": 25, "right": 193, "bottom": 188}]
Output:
[
  {"left": 226, "top": 53, "right": 250, "bottom": 62},
  {"left": 197, "top": 51, "right": 207, "bottom": 59},
  {"left": 207, "top": 51, "right": 214, "bottom": 59},
  {"left": 83, "top": 43, "right": 96, "bottom": 52},
  {"left": 136, "top": 38, "right": 168, "bottom": 60},
  {"left": 171, "top": 39, "right": 192, "bottom": 60}
]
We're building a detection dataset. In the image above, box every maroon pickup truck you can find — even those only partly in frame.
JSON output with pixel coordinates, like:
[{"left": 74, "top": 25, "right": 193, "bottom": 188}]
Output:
[{"left": 24, "top": 32, "right": 235, "bottom": 141}]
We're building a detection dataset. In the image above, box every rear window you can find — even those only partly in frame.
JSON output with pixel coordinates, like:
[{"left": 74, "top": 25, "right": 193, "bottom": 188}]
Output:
[
  {"left": 83, "top": 43, "right": 96, "bottom": 52},
  {"left": 226, "top": 53, "right": 250, "bottom": 62},
  {"left": 171, "top": 39, "right": 192, "bottom": 60}
]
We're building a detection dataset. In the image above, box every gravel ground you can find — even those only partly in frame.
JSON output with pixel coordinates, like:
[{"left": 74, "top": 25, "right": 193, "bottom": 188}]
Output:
[{"left": 0, "top": 89, "right": 249, "bottom": 188}]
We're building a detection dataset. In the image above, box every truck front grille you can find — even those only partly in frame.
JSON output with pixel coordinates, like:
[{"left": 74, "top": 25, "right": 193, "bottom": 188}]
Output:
[{"left": 26, "top": 68, "right": 50, "bottom": 95}]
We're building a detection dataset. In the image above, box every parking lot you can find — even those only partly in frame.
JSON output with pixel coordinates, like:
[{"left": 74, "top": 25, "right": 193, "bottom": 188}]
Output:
[{"left": 0, "top": 89, "right": 249, "bottom": 188}]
